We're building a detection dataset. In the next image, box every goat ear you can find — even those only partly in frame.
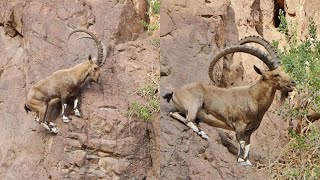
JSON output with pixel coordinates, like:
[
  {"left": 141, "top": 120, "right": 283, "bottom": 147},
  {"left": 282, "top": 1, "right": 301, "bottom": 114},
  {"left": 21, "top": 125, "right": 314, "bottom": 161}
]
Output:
[
  {"left": 88, "top": 55, "right": 93, "bottom": 64},
  {"left": 254, "top": 65, "right": 263, "bottom": 75}
]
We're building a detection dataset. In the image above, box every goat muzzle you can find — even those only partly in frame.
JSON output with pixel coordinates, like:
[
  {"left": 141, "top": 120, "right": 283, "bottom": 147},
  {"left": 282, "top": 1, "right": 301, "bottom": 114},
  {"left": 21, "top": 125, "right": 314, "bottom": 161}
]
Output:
[
  {"left": 285, "top": 81, "right": 296, "bottom": 92},
  {"left": 280, "top": 81, "right": 296, "bottom": 101}
]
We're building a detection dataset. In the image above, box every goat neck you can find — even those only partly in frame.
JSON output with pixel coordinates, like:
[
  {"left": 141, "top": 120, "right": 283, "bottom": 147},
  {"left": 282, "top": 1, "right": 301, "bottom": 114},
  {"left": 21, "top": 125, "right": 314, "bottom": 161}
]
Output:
[
  {"left": 249, "top": 79, "right": 276, "bottom": 112},
  {"left": 71, "top": 62, "right": 91, "bottom": 86}
]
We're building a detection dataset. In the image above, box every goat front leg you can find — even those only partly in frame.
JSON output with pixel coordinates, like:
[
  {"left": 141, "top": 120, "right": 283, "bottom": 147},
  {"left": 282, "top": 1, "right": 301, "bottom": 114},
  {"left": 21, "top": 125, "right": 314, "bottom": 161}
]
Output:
[
  {"left": 242, "top": 131, "right": 254, "bottom": 166},
  {"left": 235, "top": 122, "right": 252, "bottom": 166},
  {"left": 186, "top": 105, "right": 209, "bottom": 140},
  {"left": 61, "top": 100, "right": 71, "bottom": 123},
  {"left": 170, "top": 112, "right": 208, "bottom": 140},
  {"left": 73, "top": 98, "right": 81, "bottom": 117}
]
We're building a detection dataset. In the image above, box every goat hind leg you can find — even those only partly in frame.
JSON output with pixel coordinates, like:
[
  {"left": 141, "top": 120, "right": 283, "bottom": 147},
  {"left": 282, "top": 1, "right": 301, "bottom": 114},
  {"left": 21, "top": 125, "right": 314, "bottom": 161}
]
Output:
[
  {"left": 26, "top": 100, "right": 41, "bottom": 123},
  {"left": 170, "top": 112, "right": 187, "bottom": 123},
  {"left": 38, "top": 104, "right": 58, "bottom": 134},
  {"left": 40, "top": 122, "right": 58, "bottom": 134},
  {"left": 170, "top": 112, "right": 208, "bottom": 140},
  {"left": 186, "top": 106, "right": 209, "bottom": 140}
]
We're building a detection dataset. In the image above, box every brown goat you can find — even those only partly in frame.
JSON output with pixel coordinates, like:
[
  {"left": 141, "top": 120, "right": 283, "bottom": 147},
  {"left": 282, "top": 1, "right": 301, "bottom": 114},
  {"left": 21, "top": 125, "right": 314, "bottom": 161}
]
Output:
[
  {"left": 24, "top": 29, "right": 105, "bottom": 134},
  {"left": 163, "top": 37, "right": 295, "bottom": 166}
]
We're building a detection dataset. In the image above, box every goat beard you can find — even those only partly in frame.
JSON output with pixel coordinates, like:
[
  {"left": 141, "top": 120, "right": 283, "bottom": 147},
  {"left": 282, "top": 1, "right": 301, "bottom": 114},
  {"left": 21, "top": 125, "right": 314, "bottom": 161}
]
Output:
[{"left": 280, "top": 89, "right": 289, "bottom": 103}]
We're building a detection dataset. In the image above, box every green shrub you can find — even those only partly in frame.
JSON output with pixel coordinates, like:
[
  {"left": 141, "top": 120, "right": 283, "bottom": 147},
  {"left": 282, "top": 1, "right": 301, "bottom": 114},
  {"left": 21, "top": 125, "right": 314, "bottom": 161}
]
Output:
[
  {"left": 141, "top": 0, "right": 160, "bottom": 33},
  {"left": 149, "top": 0, "right": 160, "bottom": 15},
  {"left": 127, "top": 74, "right": 159, "bottom": 121},
  {"left": 268, "top": 13, "right": 320, "bottom": 180}
]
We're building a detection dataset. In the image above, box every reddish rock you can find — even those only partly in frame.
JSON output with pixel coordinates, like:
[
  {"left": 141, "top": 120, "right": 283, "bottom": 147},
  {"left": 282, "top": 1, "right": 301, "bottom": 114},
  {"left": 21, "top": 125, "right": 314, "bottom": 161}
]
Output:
[
  {"left": 68, "top": 150, "right": 86, "bottom": 167},
  {"left": 0, "top": 0, "right": 159, "bottom": 179}
]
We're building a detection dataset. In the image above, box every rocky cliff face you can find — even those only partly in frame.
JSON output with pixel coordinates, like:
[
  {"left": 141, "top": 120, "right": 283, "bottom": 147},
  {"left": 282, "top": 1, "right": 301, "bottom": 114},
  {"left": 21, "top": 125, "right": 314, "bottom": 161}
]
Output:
[
  {"left": 0, "top": 0, "right": 159, "bottom": 179},
  {"left": 284, "top": 0, "right": 320, "bottom": 39},
  {"left": 160, "top": 0, "right": 295, "bottom": 179}
]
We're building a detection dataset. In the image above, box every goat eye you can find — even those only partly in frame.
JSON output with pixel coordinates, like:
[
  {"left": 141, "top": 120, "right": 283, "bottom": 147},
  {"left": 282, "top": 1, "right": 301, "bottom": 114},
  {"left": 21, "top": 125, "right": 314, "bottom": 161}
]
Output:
[
  {"left": 94, "top": 67, "right": 98, "bottom": 70},
  {"left": 274, "top": 74, "right": 281, "bottom": 78}
]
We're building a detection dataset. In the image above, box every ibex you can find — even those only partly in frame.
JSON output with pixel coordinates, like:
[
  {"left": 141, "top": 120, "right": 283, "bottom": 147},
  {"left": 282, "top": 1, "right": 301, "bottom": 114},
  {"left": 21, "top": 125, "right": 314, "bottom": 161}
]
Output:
[
  {"left": 163, "top": 36, "right": 296, "bottom": 166},
  {"left": 24, "top": 29, "right": 105, "bottom": 134}
]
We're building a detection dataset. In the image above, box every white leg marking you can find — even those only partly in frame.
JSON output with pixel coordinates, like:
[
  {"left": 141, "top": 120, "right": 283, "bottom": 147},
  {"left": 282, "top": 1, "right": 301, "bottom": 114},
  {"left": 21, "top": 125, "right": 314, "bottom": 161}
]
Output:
[
  {"left": 170, "top": 112, "right": 208, "bottom": 140},
  {"left": 187, "top": 122, "right": 199, "bottom": 133},
  {"left": 238, "top": 141, "right": 253, "bottom": 166},
  {"left": 61, "top": 103, "right": 70, "bottom": 122},
  {"left": 238, "top": 157, "right": 245, "bottom": 163},
  {"left": 50, "top": 127, "right": 59, "bottom": 134},
  {"left": 239, "top": 141, "right": 245, "bottom": 149},
  {"left": 244, "top": 159, "right": 252, "bottom": 166},
  {"left": 197, "top": 131, "right": 209, "bottom": 140},
  {"left": 74, "top": 98, "right": 81, "bottom": 117},
  {"left": 170, "top": 112, "right": 187, "bottom": 123},
  {"left": 62, "top": 115, "right": 70, "bottom": 123},
  {"left": 41, "top": 123, "right": 51, "bottom": 131},
  {"left": 243, "top": 144, "right": 251, "bottom": 159},
  {"left": 238, "top": 141, "right": 245, "bottom": 156},
  {"left": 61, "top": 104, "right": 65, "bottom": 115},
  {"left": 34, "top": 117, "right": 40, "bottom": 123},
  {"left": 237, "top": 141, "right": 246, "bottom": 163},
  {"left": 239, "top": 159, "right": 253, "bottom": 166},
  {"left": 74, "top": 99, "right": 79, "bottom": 109},
  {"left": 74, "top": 109, "right": 81, "bottom": 117},
  {"left": 48, "top": 122, "right": 57, "bottom": 127},
  {"left": 41, "top": 122, "right": 58, "bottom": 133}
]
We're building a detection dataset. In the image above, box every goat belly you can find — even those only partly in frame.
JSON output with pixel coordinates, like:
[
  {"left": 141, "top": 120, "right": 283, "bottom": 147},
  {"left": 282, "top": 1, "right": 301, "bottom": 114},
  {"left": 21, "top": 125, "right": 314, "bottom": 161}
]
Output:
[{"left": 200, "top": 110, "right": 234, "bottom": 131}]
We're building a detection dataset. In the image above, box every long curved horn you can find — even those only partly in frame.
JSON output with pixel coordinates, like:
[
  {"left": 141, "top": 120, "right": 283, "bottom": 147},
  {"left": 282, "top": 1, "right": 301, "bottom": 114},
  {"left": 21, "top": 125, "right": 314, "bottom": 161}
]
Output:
[
  {"left": 238, "top": 35, "right": 280, "bottom": 69},
  {"left": 69, "top": 29, "right": 104, "bottom": 67},
  {"left": 208, "top": 45, "right": 273, "bottom": 82}
]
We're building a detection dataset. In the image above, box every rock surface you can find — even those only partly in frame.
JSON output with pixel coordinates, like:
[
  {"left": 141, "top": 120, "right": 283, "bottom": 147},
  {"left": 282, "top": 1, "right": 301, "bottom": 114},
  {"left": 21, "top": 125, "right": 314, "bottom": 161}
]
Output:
[
  {"left": 285, "top": 0, "right": 320, "bottom": 39},
  {"left": 0, "top": 0, "right": 159, "bottom": 179}
]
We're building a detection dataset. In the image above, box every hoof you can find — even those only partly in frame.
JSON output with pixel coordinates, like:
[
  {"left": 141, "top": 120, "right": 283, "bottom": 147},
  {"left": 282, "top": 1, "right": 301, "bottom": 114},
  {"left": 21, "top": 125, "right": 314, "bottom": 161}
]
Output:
[
  {"left": 34, "top": 117, "right": 40, "bottom": 123},
  {"left": 74, "top": 109, "right": 81, "bottom": 117},
  {"left": 202, "top": 134, "right": 209, "bottom": 140},
  {"left": 244, "top": 160, "right": 253, "bottom": 167},
  {"left": 62, "top": 116, "right": 71, "bottom": 123},
  {"left": 48, "top": 122, "right": 57, "bottom": 127},
  {"left": 63, "top": 119, "right": 70, "bottom": 123},
  {"left": 50, "top": 127, "right": 59, "bottom": 134},
  {"left": 238, "top": 159, "right": 253, "bottom": 167},
  {"left": 197, "top": 131, "right": 209, "bottom": 140}
]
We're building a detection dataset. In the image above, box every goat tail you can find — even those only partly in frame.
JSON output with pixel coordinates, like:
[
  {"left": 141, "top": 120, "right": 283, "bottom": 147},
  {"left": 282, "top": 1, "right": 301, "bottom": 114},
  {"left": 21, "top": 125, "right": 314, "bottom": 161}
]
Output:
[
  {"left": 162, "top": 92, "right": 173, "bottom": 103},
  {"left": 24, "top": 104, "right": 31, "bottom": 113}
]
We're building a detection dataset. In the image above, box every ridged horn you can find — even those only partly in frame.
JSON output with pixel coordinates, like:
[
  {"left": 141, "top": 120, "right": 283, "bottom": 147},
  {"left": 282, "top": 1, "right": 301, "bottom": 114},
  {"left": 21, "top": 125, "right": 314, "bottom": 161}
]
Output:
[
  {"left": 238, "top": 35, "right": 280, "bottom": 69},
  {"left": 69, "top": 29, "right": 104, "bottom": 67},
  {"left": 208, "top": 45, "right": 274, "bottom": 82}
]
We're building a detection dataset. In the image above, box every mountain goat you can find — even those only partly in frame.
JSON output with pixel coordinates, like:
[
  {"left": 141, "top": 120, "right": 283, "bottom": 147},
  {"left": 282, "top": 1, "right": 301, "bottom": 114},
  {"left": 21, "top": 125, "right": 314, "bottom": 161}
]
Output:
[
  {"left": 163, "top": 36, "right": 296, "bottom": 166},
  {"left": 24, "top": 29, "right": 105, "bottom": 134}
]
